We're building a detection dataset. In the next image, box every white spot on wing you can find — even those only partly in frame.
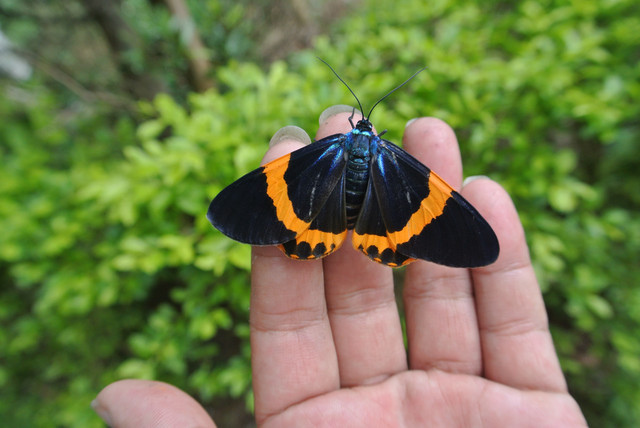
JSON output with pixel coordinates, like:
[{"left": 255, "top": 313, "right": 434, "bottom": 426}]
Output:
[{"left": 308, "top": 185, "right": 317, "bottom": 218}]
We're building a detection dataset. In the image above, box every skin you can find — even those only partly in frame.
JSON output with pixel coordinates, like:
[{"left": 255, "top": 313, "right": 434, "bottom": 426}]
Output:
[{"left": 93, "top": 111, "right": 588, "bottom": 428}]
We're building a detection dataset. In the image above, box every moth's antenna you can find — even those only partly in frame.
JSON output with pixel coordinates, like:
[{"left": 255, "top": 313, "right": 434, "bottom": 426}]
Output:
[
  {"left": 366, "top": 66, "right": 427, "bottom": 120},
  {"left": 317, "top": 57, "right": 365, "bottom": 120}
]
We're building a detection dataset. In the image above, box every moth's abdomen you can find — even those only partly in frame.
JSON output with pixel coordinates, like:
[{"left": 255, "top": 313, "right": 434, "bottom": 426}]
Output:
[
  {"left": 345, "top": 157, "right": 369, "bottom": 228},
  {"left": 344, "top": 131, "right": 373, "bottom": 229}
]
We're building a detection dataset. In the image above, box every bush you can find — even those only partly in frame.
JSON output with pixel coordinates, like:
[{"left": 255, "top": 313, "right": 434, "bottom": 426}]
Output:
[{"left": 1, "top": 0, "right": 638, "bottom": 426}]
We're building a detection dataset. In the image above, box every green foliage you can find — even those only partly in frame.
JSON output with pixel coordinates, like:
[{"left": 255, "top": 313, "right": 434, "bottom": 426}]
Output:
[{"left": 1, "top": 0, "right": 639, "bottom": 426}]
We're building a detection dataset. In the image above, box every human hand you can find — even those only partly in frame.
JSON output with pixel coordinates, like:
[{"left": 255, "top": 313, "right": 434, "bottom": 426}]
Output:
[{"left": 93, "top": 108, "right": 587, "bottom": 427}]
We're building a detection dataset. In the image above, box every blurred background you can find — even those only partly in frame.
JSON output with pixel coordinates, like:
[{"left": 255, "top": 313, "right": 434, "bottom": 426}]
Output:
[{"left": 1, "top": 0, "right": 639, "bottom": 426}]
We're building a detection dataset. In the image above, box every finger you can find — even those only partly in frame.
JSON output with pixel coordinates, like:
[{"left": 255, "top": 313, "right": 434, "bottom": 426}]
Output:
[
  {"left": 319, "top": 109, "right": 406, "bottom": 387},
  {"left": 251, "top": 126, "right": 339, "bottom": 423},
  {"left": 402, "top": 118, "right": 482, "bottom": 375},
  {"left": 463, "top": 178, "right": 568, "bottom": 392},
  {"left": 93, "top": 379, "right": 215, "bottom": 428}
]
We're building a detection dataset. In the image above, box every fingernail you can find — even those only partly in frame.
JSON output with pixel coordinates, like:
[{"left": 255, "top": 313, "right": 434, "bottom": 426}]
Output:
[
  {"left": 91, "top": 398, "right": 113, "bottom": 426},
  {"left": 269, "top": 125, "right": 311, "bottom": 148},
  {"left": 463, "top": 175, "right": 490, "bottom": 187},
  {"left": 405, "top": 118, "right": 418, "bottom": 129},
  {"left": 318, "top": 105, "right": 362, "bottom": 125}
]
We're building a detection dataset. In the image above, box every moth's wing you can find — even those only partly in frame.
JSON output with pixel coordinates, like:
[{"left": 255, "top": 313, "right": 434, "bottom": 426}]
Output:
[
  {"left": 207, "top": 134, "right": 349, "bottom": 256},
  {"left": 352, "top": 175, "right": 416, "bottom": 267},
  {"left": 354, "top": 140, "right": 499, "bottom": 268}
]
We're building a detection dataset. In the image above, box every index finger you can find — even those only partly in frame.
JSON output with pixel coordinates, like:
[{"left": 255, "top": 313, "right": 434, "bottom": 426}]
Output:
[{"left": 250, "top": 124, "right": 339, "bottom": 424}]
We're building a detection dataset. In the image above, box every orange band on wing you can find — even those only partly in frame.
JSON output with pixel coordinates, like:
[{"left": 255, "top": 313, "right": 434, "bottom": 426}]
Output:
[
  {"left": 387, "top": 172, "right": 451, "bottom": 246},
  {"left": 263, "top": 154, "right": 311, "bottom": 233}
]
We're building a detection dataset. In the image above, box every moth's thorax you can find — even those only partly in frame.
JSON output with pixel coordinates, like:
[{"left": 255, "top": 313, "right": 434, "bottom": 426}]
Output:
[
  {"left": 349, "top": 131, "right": 373, "bottom": 160},
  {"left": 349, "top": 119, "right": 378, "bottom": 159}
]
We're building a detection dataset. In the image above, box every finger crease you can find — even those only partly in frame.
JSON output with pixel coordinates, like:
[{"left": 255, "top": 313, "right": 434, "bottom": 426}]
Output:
[
  {"left": 480, "top": 317, "right": 548, "bottom": 337},
  {"left": 251, "top": 307, "right": 327, "bottom": 333}
]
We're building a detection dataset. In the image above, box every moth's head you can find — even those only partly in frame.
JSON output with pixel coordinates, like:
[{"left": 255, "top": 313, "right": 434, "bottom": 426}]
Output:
[{"left": 354, "top": 118, "right": 373, "bottom": 132}]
